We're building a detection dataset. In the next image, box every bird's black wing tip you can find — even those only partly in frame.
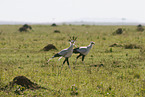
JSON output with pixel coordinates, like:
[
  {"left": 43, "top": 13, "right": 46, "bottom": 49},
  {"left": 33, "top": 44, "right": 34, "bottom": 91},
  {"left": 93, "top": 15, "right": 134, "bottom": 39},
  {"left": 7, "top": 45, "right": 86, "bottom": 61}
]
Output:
[
  {"left": 53, "top": 53, "right": 62, "bottom": 57},
  {"left": 73, "top": 47, "right": 80, "bottom": 53}
]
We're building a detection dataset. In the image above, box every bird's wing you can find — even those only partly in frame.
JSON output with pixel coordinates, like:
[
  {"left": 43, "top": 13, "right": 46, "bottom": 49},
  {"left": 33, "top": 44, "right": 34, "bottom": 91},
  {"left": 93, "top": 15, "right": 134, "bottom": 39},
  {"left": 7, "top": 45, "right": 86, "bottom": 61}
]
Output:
[
  {"left": 77, "top": 47, "right": 87, "bottom": 54},
  {"left": 58, "top": 49, "right": 68, "bottom": 56}
]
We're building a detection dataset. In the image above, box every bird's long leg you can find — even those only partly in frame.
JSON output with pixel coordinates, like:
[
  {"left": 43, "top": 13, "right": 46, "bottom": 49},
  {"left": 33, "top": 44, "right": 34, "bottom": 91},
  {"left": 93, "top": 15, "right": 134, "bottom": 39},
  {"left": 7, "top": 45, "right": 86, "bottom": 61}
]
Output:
[
  {"left": 47, "top": 57, "right": 53, "bottom": 63},
  {"left": 66, "top": 58, "right": 73, "bottom": 74},
  {"left": 59, "top": 58, "right": 67, "bottom": 75},
  {"left": 74, "top": 54, "right": 82, "bottom": 65},
  {"left": 82, "top": 55, "right": 87, "bottom": 69},
  {"left": 58, "top": 56, "right": 63, "bottom": 61},
  {"left": 82, "top": 55, "right": 85, "bottom": 64},
  {"left": 47, "top": 56, "right": 55, "bottom": 63},
  {"left": 48, "top": 53, "right": 61, "bottom": 63}
]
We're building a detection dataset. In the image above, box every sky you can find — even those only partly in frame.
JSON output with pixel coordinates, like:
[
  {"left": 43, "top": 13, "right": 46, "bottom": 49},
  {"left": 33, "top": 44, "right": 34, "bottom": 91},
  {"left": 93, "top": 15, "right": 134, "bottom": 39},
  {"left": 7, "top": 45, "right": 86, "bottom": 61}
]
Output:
[{"left": 0, "top": 0, "right": 145, "bottom": 23}]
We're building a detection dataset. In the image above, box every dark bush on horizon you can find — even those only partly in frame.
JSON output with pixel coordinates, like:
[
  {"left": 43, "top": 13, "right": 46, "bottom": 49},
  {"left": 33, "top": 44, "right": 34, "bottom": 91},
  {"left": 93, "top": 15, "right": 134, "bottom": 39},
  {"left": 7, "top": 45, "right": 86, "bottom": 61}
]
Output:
[
  {"left": 137, "top": 24, "right": 144, "bottom": 32},
  {"left": 113, "top": 28, "right": 123, "bottom": 35},
  {"left": 51, "top": 23, "right": 57, "bottom": 26},
  {"left": 19, "top": 24, "right": 32, "bottom": 32}
]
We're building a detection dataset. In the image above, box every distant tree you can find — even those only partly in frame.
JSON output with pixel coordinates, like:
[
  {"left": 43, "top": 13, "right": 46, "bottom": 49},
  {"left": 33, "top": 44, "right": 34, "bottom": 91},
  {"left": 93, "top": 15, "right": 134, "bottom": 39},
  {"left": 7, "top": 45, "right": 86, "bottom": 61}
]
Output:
[
  {"left": 51, "top": 23, "right": 57, "bottom": 26},
  {"left": 137, "top": 24, "right": 142, "bottom": 27}
]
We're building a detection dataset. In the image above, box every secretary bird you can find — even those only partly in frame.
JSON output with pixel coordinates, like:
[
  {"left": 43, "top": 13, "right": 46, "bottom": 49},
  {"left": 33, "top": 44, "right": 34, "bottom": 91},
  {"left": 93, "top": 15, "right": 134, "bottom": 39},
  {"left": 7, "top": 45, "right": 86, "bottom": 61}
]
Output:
[
  {"left": 73, "top": 41, "right": 95, "bottom": 65},
  {"left": 47, "top": 36, "right": 77, "bottom": 74}
]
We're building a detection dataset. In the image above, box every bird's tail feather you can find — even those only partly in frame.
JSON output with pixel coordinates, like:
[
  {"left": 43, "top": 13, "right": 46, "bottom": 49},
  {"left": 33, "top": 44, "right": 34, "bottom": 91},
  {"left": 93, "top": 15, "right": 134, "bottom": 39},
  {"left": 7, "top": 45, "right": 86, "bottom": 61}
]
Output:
[
  {"left": 48, "top": 53, "right": 62, "bottom": 63},
  {"left": 54, "top": 53, "right": 62, "bottom": 57}
]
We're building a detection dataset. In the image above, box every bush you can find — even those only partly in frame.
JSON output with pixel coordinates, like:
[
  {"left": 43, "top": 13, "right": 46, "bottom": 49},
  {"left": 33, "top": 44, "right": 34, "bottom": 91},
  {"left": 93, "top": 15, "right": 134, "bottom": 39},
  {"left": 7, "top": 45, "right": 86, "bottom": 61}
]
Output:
[
  {"left": 137, "top": 24, "right": 144, "bottom": 32},
  {"left": 51, "top": 23, "right": 57, "bottom": 26},
  {"left": 124, "top": 44, "right": 142, "bottom": 49},
  {"left": 54, "top": 30, "right": 60, "bottom": 33},
  {"left": 113, "top": 28, "right": 123, "bottom": 35},
  {"left": 18, "top": 24, "right": 32, "bottom": 32}
]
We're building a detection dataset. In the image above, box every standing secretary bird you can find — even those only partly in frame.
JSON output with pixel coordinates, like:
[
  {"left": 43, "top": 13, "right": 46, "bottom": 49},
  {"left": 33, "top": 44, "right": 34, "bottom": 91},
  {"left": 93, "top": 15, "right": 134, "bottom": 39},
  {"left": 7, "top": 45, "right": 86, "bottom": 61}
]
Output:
[
  {"left": 73, "top": 41, "right": 95, "bottom": 65},
  {"left": 47, "top": 36, "right": 77, "bottom": 74}
]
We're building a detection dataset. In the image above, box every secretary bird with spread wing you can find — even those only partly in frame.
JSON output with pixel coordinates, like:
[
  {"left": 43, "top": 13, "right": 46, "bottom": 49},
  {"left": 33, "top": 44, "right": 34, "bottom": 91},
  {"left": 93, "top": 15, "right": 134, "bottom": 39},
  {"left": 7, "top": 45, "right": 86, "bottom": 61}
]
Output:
[
  {"left": 47, "top": 36, "right": 77, "bottom": 74},
  {"left": 73, "top": 41, "right": 95, "bottom": 64}
]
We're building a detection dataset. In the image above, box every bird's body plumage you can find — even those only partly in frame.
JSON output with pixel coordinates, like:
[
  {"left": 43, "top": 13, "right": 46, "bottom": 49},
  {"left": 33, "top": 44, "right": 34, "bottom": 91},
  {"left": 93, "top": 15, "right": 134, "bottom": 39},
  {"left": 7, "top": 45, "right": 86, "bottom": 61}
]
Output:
[
  {"left": 73, "top": 41, "right": 95, "bottom": 64},
  {"left": 48, "top": 39, "right": 77, "bottom": 75},
  {"left": 52, "top": 42, "right": 74, "bottom": 58},
  {"left": 73, "top": 42, "right": 94, "bottom": 55}
]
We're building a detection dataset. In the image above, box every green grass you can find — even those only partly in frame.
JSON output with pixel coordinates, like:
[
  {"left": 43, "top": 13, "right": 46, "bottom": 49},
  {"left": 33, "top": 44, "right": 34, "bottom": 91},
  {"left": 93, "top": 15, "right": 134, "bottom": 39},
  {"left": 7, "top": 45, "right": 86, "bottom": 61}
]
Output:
[{"left": 0, "top": 25, "right": 145, "bottom": 96}]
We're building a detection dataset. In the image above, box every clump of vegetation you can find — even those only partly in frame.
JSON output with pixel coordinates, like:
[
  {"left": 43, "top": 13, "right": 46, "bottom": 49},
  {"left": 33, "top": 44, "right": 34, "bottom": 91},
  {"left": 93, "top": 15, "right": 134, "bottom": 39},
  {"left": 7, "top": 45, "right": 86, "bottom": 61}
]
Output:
[
  {"left": 105, "top": 47, "right": 113, "bottom": 53},
  {"left": 18, "top": 24, "right": 32, "bottom": 32},
  {"left": 113, "top": 28, "right": 123, "bottom": 35},
  {"left": 51, "top": 23, "right": 57, "bottom": 26},
  {"left": 109, "top": 43, "right": 142, "bottom": 49},
  {"left": 137, "top": 24, "right": 144, "bottom": 32},
  {"left": 13, "top": 85, "right": 25, "bottom": 95},
  {"left": 134, "top": 73, "right": 140, "bottom": 79},
  {"left": 140, "top": 48, "right": 145, "bottom": 56},
  {"left": 124, "top": 44, "right": 142, "bottom": 49},
  {"left": 54, "top": 30, "right": 60, "bottom": 33},
  {"left": 90, "top": 63, "right": 104, "bottom": 67},
  {"left": 41, "top": 44, "right": 57, "bottom": 51},
  {"left": 109, "top": 43, "right": 123, "bottom": 47},
  {"left": 70, "top": 84, "right": 78, "bottom": 96}
]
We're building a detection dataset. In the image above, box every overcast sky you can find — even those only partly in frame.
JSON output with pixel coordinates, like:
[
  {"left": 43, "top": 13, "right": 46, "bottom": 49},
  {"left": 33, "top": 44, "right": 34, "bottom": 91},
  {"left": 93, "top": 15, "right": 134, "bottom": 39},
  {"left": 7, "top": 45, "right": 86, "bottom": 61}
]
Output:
[{"left": 0, "top": 0, "right": 145, "bottom": 23}]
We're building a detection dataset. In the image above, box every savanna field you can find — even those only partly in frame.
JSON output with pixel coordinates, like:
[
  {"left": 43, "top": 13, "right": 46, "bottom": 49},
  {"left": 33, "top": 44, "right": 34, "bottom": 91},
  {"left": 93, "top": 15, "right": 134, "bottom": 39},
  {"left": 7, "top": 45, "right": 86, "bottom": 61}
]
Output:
[{"left": 0, "top": 24, "right": 145, "bottom": 96}]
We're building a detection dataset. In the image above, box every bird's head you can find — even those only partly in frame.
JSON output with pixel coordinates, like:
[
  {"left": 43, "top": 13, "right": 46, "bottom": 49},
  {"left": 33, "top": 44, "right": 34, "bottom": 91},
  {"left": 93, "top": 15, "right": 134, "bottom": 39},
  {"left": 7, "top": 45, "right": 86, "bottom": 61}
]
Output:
[
  {"left": 90, "top": 41, "right": 95, "bottom": 45},
  {"left": 70, "top": 40, "right": 75, "bottom": 44},
  {"left": 68, "top": 36, "right": 77, "bottom": 44}
]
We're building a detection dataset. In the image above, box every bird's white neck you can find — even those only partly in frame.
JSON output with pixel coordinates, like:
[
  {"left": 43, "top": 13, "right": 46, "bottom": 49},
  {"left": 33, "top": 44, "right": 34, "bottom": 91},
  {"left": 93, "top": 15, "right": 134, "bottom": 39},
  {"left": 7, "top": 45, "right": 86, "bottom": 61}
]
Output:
[
  {"left": 63, "top": 43, "right": 74, "bottom": 57},
  {"left": 87, "top": 43, "right": 93, "bottom": 48},
  {"left": 68, "top": 43, "right": 74, "bottom": 50}
]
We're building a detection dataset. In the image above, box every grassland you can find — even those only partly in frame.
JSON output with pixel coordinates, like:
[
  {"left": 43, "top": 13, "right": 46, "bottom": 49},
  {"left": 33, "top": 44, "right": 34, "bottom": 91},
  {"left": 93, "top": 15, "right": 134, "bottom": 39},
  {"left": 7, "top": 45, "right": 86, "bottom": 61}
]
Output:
[{"left": 0, "top": 25, "right": 145, "bottom": 96}]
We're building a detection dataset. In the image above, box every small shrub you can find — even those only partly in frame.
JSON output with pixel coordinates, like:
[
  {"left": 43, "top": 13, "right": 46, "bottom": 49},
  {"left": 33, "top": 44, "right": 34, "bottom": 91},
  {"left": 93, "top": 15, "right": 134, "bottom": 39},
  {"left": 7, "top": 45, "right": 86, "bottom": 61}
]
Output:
[
  {"left": 134, "top": 73, "right": 140, "bottom": 79},
  {"left": 137, "top": 24, "right": 144, "bottom": 32},
  {"left": 124, "top": 44, "right": 142, "bottom": 49},
  {"left": 54, "top": 30, "right": 60, "bottom": 33},
  {"left": 109, "top": 43, "right": 123, "bottom": 47},
  {"left": 14, "top": 85, "right": 25, "bottom": 95},
  {"left": 23, "top": 24, "right": 32, "bottom": 29},
  {"left": 110, "top": 48, "right": 113, "bottom": 52},
  {"left": 113, "top": 28, "right": 123, "bottom": 35},
  {"left": 70, "top": 84, "right": 78, "bottom": 96},
  {"left": 19, "top": 27, "right": 27, "bottom": 32},
  {"left": 18, "top": 24, "right": 32, "bottom": 32},
  {"left": 51, "top": 23, "right": 57, "bottom": 26},
  {"left": 105, "top": 48, "right": 113, "bottom": 53},
  {"left": 140, "top": 48, "right": 145, "bottom": 56}
]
